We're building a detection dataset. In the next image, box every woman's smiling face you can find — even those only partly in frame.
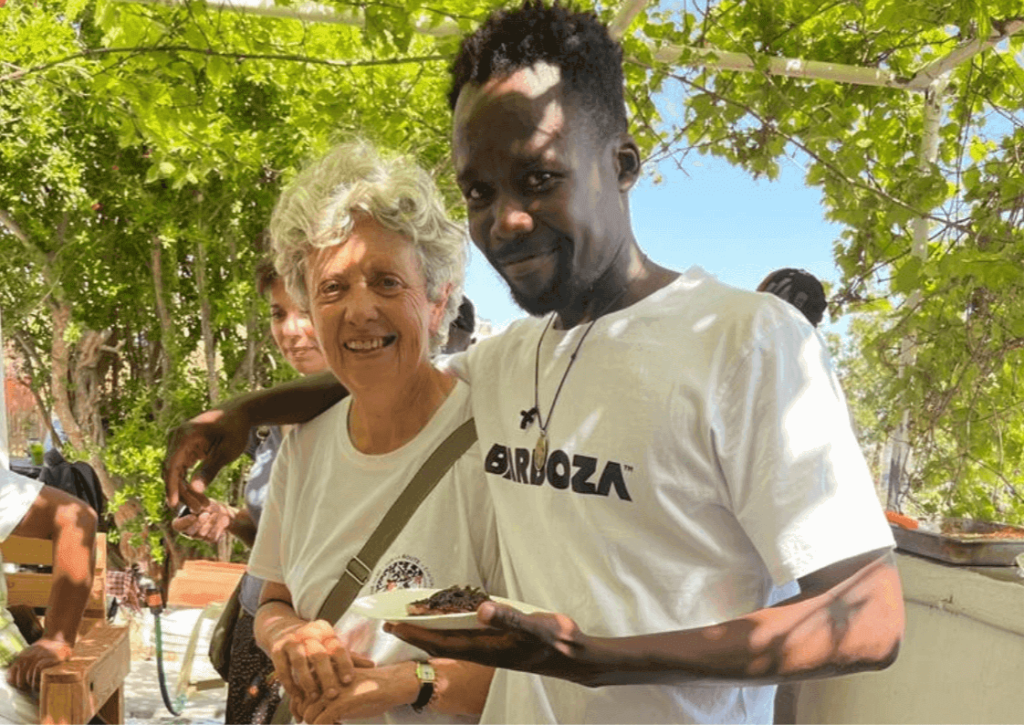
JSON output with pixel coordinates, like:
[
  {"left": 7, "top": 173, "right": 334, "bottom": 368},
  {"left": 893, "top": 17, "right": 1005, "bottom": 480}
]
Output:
[{"left": 304, "top": 216, "right": 446, "bottom": 394}]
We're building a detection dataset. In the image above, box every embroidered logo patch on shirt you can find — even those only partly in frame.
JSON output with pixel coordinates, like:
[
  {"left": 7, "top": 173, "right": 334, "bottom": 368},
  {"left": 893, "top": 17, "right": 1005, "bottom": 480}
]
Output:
[{"left": 372, "top": 555, "right": 433, "bottom": 593}]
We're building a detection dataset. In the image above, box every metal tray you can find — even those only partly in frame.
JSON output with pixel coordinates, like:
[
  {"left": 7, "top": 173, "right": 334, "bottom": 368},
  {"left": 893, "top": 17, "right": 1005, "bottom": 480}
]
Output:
[{"left": 891, "top": 518, "right": 1024, "bottom": 566}]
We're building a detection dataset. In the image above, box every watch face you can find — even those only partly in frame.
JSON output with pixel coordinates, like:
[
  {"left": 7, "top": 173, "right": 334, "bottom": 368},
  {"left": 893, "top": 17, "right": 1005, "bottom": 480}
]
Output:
[
  {"left": 416, "top": 662, "right": 436, "bottom": 683},
  {"left": 412, "top": 665, "right": 436, "bottom": 712}
]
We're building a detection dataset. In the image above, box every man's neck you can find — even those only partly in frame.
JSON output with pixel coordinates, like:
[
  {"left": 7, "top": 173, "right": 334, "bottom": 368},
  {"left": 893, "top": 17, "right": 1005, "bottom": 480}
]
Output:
[{"left": 554, "top": 245, "right": 678, "bottom": 329}]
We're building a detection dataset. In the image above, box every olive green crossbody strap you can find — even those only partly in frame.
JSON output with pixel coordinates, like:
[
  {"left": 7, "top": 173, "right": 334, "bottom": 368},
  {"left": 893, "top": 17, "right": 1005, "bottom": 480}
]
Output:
[{"left": 270, "top": 417, "right": 477, "bottom": 724}]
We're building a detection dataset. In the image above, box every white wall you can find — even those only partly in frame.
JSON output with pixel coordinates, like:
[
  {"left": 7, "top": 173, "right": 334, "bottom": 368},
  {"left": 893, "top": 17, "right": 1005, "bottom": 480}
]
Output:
[{"left": 796, "top": 552, "right": 1024, "bottom": 724}]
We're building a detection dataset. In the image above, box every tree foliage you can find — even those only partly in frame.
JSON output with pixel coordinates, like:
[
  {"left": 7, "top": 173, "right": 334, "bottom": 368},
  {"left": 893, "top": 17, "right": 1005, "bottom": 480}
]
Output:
[
  {"left": 649, "top": 0, "right": 1024, "bottom": 524},
  {"left": 2, "top": 0, "right": 1023, "bottom": 574}
]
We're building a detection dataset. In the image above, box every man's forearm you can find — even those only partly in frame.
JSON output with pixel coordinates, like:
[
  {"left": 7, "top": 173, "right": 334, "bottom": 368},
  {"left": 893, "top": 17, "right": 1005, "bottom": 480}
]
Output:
[
  {"left": 44, "top": 504, "right": 97, "bottom": 645},
  {"left": 230, "top": 371, "right": 347, "bottom": 426},
  {"left": 227, "top": 508, "right": 258, "bottom": 548},
  {"left": 570, "top": 555, "right": 903, "bottom": 687}
]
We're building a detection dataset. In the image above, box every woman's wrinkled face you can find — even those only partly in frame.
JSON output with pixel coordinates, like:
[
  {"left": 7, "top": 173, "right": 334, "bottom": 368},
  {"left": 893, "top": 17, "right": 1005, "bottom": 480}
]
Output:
[
  {"left": 269, "top": 278, "right": 327, "bottom": 376},
  {"left": 305, "top": 216, "right": 447, "bottom": 395}
]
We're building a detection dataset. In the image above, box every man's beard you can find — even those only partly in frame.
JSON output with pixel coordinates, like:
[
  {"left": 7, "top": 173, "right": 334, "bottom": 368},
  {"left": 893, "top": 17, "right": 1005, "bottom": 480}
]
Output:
[{"left": 502, "top": 247, "right": 581, "bottom": 317}]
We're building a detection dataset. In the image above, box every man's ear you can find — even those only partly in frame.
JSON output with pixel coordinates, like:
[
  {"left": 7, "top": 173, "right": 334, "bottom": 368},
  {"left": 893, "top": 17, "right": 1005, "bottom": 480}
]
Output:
[{"left": 615, "top": 134, "right": 642, "bottom": 192}]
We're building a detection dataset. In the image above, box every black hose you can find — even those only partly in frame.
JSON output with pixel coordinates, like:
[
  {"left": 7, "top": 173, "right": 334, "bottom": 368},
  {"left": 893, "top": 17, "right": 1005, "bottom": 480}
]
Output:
[{"left": 154, "top": 608, "right": 185, "bottom": 716}]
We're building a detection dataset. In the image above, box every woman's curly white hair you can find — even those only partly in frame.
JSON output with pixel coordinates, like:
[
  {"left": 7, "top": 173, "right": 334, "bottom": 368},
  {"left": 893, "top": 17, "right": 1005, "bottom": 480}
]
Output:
[{"left": 269, "top": 140, "right": 467, "bottom": 352}]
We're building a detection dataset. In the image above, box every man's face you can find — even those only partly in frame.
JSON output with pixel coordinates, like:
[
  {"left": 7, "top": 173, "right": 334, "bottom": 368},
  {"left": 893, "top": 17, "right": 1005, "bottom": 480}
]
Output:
[{"left": 452, "top": 63, "right": 635, "bottom": 316}]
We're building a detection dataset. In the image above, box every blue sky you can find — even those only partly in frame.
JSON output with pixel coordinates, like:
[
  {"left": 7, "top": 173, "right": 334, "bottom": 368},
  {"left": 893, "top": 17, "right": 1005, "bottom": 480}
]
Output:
[{"left": 462, "top": 152, "right": 844, "bottom": 333}]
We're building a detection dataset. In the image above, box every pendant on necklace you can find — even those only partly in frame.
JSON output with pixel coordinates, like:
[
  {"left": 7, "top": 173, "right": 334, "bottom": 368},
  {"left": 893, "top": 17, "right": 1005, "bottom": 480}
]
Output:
[{"left": 533, "top": 432, "right": 548, "bottom": 471}]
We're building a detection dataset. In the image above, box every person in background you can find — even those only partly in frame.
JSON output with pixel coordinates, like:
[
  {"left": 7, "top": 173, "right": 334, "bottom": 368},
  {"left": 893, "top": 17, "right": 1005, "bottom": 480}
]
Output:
[
  {"left": 442, "top": 297, "right": 476, "bottom": 355},
  {"left": 172, "top": 259, "right": 329, "bottom": 724},
  {"left": 757, "top": 268, "right": 827, "bottom": 327},
  {"left": 756, "top": 268, "right": 832, "bottom": 724},
  {"left": 1, "top": 469, "right": 97, "bottom": 724}
]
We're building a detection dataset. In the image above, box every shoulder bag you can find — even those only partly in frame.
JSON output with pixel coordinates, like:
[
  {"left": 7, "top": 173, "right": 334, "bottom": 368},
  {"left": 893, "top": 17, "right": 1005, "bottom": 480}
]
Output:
[
  {"left": 208, "top": 578, "right": 243, "bottom": 681},
  {"left": 270, "top": 417, "right": 477, "bottom": 724}
]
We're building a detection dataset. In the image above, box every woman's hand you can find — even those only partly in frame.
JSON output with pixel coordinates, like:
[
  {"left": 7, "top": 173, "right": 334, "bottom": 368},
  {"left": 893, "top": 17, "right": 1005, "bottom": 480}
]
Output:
[
  {"left": 266, "top": 617, "right": 363, "bottom": 703},
  {"left": 297, "top": 658, "right": 495, "bottom": 723},
  {"left": 6, "top": 638, "right": 74, "bottom": 692},
  {"left": 296, "top": 661, "right": 419, "bottom": 724},
  {"left": 171, "top": 496, "right": 236, "bottom": 544}
]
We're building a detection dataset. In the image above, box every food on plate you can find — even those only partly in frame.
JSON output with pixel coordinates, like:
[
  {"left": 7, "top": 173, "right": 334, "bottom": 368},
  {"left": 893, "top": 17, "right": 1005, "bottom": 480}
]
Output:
[{"left": 406, "top": 586, "right": 491, "bottom": 615}]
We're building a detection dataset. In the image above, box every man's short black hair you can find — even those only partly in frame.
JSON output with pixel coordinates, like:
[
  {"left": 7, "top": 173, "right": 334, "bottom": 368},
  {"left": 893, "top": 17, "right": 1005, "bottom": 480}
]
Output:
[{"left": 448, "top": 0, "right": 628, "bottom": 139}]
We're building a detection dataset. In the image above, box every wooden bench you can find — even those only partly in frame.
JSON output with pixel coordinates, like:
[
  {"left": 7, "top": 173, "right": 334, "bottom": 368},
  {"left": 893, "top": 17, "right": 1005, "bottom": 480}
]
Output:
[{"left": 1, "top": 532, "right": 130, "bottom": 724}]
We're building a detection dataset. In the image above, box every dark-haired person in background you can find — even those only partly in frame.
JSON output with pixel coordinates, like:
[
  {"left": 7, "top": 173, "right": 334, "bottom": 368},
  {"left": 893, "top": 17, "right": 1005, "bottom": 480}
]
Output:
[
  {"left": 443, "top": 297, "right": 476, "bottom": 354},
  {"left": 758, "top": 268, "right": 828, "bottom": 327},
  {"left": 755, "top": 268, "right": 840, "bottom": 723},
  {"left": 164, "top": 3, "right": 903, "bottom": 722},
  {"left": 172, "top": 260, "right": 328, "bottom": 724}
]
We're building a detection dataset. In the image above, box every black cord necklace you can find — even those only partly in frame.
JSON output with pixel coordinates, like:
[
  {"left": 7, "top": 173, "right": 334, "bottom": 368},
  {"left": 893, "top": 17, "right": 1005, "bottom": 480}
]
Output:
[{"left": 519, "top": 285, "right": 632, "bottom": 471}]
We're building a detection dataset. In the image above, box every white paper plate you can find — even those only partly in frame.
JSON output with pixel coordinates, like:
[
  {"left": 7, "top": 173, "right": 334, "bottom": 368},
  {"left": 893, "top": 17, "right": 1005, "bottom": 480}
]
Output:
[{"left": 351, "top": 588, "right": 547, "bottom": 630}]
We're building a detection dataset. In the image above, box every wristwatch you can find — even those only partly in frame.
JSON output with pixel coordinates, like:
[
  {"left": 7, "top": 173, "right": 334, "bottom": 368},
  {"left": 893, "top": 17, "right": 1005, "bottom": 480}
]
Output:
[{"left": 411, "top": 662, "right": 436, "bottom": 713}]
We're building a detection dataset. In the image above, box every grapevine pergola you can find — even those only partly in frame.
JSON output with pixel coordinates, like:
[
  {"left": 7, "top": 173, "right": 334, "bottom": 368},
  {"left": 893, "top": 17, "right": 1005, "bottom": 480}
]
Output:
[{"left": 2, "top": 1, "right": 1022, "bottom": 512}]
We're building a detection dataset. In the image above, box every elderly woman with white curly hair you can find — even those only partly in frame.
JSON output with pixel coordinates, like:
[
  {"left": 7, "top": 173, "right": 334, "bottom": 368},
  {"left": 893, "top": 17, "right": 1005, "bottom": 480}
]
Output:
[{"left": 247, "top": 141, "right": 502, "bottom": 724}]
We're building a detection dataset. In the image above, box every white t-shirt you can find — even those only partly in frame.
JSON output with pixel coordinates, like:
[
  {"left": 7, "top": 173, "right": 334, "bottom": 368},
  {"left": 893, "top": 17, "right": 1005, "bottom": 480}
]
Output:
[
  {"left": 0, "top": 468, "right": 42, "bottom": 542},
  {"left": 248, "top": 380, "right": 502, "bottom": 724},
  {"left": 444, "top": 267, "right": 894, "bottom": 724},
  {"left": 0, "top": 468, "right": 44, "bottom": 724}
]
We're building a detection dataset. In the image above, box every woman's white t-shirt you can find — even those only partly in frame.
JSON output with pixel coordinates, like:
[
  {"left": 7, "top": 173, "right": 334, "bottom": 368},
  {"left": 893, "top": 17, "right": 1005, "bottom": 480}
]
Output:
[{"left": 248, "top": 380, "right": 501, "bottom": 724}]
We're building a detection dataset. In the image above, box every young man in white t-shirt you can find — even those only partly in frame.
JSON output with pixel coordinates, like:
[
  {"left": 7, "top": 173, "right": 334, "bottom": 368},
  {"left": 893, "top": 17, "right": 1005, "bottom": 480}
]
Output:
[
  {"left": 162, "top": 5, "right": 904, "bottom": 722},
  {"left": 0, "top": 468, "right": 97, "bottom": 724},
  {"left": 383, "top": 9, "right": 901, "bottom": 721}
]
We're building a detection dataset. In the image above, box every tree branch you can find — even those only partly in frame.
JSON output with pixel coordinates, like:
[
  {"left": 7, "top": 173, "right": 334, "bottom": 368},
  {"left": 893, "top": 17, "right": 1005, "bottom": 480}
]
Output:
[
  {"left": 655, "top": 67, "right": 978, "bottom": 240},
  {"left": 0, "top": 45, "right": 448, "bottom": 84},
  {"left": 0, "top": 208, "right": 30, "bottom": 246}
]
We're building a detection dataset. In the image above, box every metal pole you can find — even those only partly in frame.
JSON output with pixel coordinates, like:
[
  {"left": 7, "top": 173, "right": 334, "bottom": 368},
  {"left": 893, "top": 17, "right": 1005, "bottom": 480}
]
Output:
[
  {"left": 110, "top": 0, "right": 462, "bottom": 37},
  {"left": 112, "top": 0, "right": 1023, "bottom": 94},
  {"left": 653, "top": 45, "right": 908, "bottom": 90},
  {"left": 607, "top": 0, "right": 649, "bottom": 40},
  {"left": 886, "top": 75, "right": 949, "bottom": 510}
]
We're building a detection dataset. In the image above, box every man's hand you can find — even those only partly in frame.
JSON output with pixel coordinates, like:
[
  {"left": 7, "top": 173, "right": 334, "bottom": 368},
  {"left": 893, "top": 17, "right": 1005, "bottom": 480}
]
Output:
[
  {"left": 163, "top": 407, "right": 251, "bottom": 508},
  {"left": 387, "top": 602, "right": 597, "bottom": 684},
  {"left": 171, "top": 497, "right": 236, "bottom": 544},
  {"left": 395, "top": 550, "right": 904, "bottom": 689},
  {"left": 6, "top": 638, "right": 74, "bottom": 692}
]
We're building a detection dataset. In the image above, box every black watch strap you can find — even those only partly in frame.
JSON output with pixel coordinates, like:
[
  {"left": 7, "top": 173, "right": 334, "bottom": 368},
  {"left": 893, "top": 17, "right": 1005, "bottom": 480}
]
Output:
[{"left": 412, "top": 662, "right": 436, "bottom": 713}]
